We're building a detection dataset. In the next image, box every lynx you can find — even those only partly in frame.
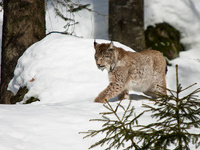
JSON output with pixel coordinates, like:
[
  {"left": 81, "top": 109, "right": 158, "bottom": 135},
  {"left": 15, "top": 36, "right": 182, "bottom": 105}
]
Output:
[{"left": 93, "top": 41, "right": 167, "bottom": 103}]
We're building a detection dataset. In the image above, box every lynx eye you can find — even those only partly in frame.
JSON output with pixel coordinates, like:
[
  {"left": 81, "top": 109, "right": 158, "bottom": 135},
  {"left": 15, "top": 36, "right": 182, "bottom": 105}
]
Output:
[{"left": 104, "top": 55, "right": 110, "bottom": 58}]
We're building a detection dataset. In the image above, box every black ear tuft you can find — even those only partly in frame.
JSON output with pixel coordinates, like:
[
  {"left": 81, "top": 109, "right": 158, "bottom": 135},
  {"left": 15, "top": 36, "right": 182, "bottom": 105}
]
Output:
[
  {"left": 108, "top": 41, "right": 114, "bottom": 51},
  {"left": 94, "top": 40, "right": 98, "bottom": 48}
]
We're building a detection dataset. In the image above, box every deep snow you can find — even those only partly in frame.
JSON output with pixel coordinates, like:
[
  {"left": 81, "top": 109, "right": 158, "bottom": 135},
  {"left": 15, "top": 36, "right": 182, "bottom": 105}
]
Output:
[
  {"left": 5, "top": 34, "right": 200, "bottom": 150},
  {"left": 0, "top": 0, "right": 200, "bottom": 149}
]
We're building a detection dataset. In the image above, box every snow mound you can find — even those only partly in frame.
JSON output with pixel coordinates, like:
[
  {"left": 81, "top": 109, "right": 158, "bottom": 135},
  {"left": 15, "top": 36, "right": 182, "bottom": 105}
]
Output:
[
  {"left": 145, "top": 0, "right": 200, "bottom": 49},
  {"left": 8, "top": 34, "right": 133, "bottom": 104}
]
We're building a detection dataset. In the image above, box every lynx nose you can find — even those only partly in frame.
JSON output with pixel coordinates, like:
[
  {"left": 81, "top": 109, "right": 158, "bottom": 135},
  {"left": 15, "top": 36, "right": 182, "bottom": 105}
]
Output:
[{"left": 97, "top": 58, "right": 101, "bottom": 63}]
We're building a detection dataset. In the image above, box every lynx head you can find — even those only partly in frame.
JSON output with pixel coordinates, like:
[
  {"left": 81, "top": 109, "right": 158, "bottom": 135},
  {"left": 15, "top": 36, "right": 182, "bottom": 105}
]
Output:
[{"left": 94, "top": 40, "right": 117, "bottom": 72}]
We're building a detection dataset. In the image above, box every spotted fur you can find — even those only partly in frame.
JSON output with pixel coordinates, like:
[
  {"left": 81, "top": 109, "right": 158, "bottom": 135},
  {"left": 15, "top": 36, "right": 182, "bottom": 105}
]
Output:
[{"left": 94, "top": 41, "right": 167, "bottom": 103}]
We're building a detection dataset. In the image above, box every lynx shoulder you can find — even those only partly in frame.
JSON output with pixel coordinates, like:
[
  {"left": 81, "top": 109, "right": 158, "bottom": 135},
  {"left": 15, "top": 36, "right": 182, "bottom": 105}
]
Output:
[{"left": 93, "top": 41, "right": 167, "bottom": 103}]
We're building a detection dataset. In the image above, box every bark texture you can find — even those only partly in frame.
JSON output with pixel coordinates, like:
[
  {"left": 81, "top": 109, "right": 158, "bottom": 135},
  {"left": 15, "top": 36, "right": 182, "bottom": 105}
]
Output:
[
  {"left": 0, "top": 0, "right": 45, "bottom": 103},
  {"left": 109, "top": 0, "right": 145, "bottom": 51}
]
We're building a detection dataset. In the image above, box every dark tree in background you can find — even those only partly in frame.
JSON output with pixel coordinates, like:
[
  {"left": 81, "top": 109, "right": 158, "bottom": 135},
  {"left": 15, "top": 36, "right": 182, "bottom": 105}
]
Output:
[
  {"left": 0, "top": 0, "right": 45, "bottom": 104},
  {"left": 109, "top": 0, "right": 145, "bottom": 51}
]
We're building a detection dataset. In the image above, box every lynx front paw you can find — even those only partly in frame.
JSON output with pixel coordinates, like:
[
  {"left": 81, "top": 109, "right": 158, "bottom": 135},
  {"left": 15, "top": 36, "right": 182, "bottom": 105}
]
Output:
[
  {"left": 94, "top": 97, "right": 107, "bottom": 103},
  {"left": 118, "top": 90, "right": 129, "bottom": 100}
]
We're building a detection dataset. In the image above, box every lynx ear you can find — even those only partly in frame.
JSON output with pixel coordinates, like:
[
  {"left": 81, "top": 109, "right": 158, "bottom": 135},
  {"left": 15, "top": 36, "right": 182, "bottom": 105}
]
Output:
[
  {"left": 94, "top": 40, "right": 98, "bottom": 49},
  {"left": 108, "top": 41, "right": 114, "bottom": 51}
]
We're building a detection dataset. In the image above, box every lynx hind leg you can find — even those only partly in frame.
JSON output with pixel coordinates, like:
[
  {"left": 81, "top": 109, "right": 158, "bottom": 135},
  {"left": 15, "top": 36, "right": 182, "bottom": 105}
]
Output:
[
  {"left": 118, "top": 89, "right": 129, "bottom": 100},
  {"left": 144, "top": 79, "right": 167, "bottom": 99},
  {"left": 155, "top": 75, "right": 167, "bottom": 95}
]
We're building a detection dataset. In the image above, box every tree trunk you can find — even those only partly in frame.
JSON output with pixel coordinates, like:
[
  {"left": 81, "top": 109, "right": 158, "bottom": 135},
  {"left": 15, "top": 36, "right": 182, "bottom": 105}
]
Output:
[
  {"left": 109, "top": 0, "right": 145, "bottom": 51},
  {"left": 0, "top": 0, "right": 45, "bottom": 104}
]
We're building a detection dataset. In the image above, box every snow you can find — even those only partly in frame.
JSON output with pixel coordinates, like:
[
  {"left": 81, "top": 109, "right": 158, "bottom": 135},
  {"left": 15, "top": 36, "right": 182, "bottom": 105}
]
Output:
[
  {"left": 1, "top": 0, "right": 200, "bottom": 149},
  {"left": 144, "top": 0, "right": 200, "bottom": 49},
  {"left": 4, "top": 34, "right": 200, "bottom": 149}
]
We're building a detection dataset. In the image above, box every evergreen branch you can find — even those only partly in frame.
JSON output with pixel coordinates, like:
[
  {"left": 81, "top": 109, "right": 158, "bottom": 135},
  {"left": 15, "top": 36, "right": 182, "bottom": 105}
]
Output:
[
  {"left": 114, "top": 99, "right": 123, "bottom": 113},
  {"left": 104, "top": 100, "right": 141, "bottom": 150},
  {"left": 105, "top": 100, "right": 124, "bottom": 126},
  {"left": 181, "top": 83, "right": 197, "bottom": 92},
  {"left": 121, "top": 100, "right": 132, "bottom": 121}
]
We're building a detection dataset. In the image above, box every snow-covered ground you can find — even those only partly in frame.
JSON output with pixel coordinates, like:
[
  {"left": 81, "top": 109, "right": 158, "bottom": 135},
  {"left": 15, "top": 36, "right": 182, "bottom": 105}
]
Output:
[
  {"left": 4, "top": 33, "right": 200, "bottom": 150},
  {"left": 1, "top": 0, "right": 200, "bottom": 150}
]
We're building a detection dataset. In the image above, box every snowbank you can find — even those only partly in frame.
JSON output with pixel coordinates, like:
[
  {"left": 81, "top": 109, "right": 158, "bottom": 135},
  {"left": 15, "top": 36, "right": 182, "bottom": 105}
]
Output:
[
  {"left": 8, "top": 33, "right": 200, "bottom": 104},
  {"left": 8, "top": 34, "right": 133, "bottom": 104},
  {"left": 144, "top": 0, "right": 200, "bottom": 49}
]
